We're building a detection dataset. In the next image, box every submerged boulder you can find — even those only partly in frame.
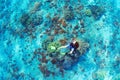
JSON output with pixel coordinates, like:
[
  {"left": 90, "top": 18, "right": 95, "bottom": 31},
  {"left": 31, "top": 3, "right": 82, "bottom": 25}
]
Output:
[
  {"left": 20, "top": 13, "right": 31, "bottom": 27},
  {"left": 78, "top": 40, "right": 89, "bottom": 55},
  {"left": 89, "top": 5, "right": 105, "bottom": 20},
  {"left": 42, "top": 39, "right": 89, "bottom": 71},
  {"left": 92, "top": 70, "right": 106, "bottom": 80},
  {"left": 62, "top": 56, "right": 73, "bottom": 70},
  {"left": 30, "top": 2, "right": 41, "bottom": 14},
  {"left": 63, "top": 6, "right": 74, "bottom": 21},
  {"left": 20, "top": 13, "right": 43, "bottom": 27}
]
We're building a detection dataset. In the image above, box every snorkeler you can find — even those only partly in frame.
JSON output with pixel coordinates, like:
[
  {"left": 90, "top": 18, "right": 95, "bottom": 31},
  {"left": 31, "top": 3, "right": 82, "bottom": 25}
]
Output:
[{"left": 58, "top": 38, "right": 79, "bottom": 54}]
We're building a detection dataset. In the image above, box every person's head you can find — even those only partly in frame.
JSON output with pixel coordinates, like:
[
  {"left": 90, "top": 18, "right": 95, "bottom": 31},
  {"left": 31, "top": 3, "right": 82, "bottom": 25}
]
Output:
[{"left": 72, "top": 38, "right": 77, "bottom": 44}]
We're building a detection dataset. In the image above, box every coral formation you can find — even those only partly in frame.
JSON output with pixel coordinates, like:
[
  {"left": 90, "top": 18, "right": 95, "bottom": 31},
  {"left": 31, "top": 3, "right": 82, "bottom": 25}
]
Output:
[
  {"left": 20, "top": 13, "right": 31, "bottom": 27},
  {"left": 59, "top": 39, "right": 67, "bottom": 45},
  {"left": 58, "top": 18, "right": 67, "bottom": 27},
  {"left": 30, "top": 2, "right": 41, "bottom": 14},
  {"left": 78, "top": 40, "right": 89, "bottom": 55},
  {"left": 42, "top": 39, "right": 89, "bottom": 72},
  {"left": 92, "top": 70, "right": 106, "bottom": 80},
  {"left": 47, "top": 41, "right": 61, "bottom": 53},
  {"left": 0, "top": 0, "right": 118, "bottom": 80},
  {"left": 89, "top": 5, "right": 105, "bottom": 20},
  {"left": 20, "top": 13, "right": 43, "bottom": 27},
  {"left": 63, "top": 6, "right": 74, "bottom": 21},
  {"left": 85, "top": 9, "right": 92, "bottom": 17}
]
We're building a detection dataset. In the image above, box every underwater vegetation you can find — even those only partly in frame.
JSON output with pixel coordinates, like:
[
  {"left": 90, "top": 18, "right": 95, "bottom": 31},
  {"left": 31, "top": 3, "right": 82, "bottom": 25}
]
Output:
[{"left": 0, "top": 0, "right": 120, "bottom": 80}]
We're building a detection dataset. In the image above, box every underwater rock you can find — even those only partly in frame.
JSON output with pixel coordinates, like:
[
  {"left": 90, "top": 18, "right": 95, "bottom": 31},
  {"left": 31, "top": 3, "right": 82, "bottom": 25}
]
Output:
[
  {"left": 59, "top": 29, "right": 66, "bottom": 34},
  {"left": 30, "top": 2, "right": 41, "bottom": 14},
  {"left": 63, "top": 6, "right": 74, "bottom": 21},
  {"left": 61, "top": 50, "right": 81, "bottom": 70},
  {"left": 31, "top": 14, "right": 43, "bottom": 26},
  {"left": 51, "top": 58, "right": 58, "bottom": 64},
  {"left": 80, "top": 28, "right": 86, "bottom": 33},
  {"left": 78, "top": 40, "right": 89, "bottom": 55},
  {"left": 59, "top": 67, "right": 64, "bottom": 77},
  {"left": 75, "top": 4, "right": 84, "bottom": 13},
  {"left": 62, "top": 56, "right": 73, "bottom": 70},
  {"left": 89, "top": 5, "right": 105, "bottom": 20},
  {"left": 20, "top": 13, "right": 43, "bottom": 27},
  {"left": 74, "top": 24, "right": 79, "bottom": 30},
  {"left": 58, "top": 18, "right": 67, "bottom": 27},
  {"left": 92, "top": 70, "right": 106, "bottom": 80},
  {"left": 40, "top": 56, "right": 48, "bottom": 63},
  {"left": 45, "top": 0, "right": 52, "bottom": 2},
  {"left": 39, "top": 64, "right": 51, "bottom": 77},
  {"left": 72, "top": 50, "right": 81, "bottom": 59},
  {"left": 52, "top": 15, "right": 60, "bottom": 25},
  {"left": 85, "top": 9, "right": 92, "bottom": 17},
  {"left": 112, "top": 56, "right": 120, "bottom": 72},
  {"left": 54, "top": 29, "right": 59, "bottom": 34},
  {"left": 80, "top": 19, "right": 84, "bottom": 28},
  {"left": 20, "top": 13, "right": 31, "bottom": 27},
  {"left": 59, "top": 39, "right": 67, "bottom": 45}
]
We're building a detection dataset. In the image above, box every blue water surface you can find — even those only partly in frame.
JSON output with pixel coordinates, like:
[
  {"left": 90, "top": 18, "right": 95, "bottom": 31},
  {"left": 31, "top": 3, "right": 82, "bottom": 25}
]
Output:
[{"left": 0, "top": 0, "right": 120, "bottom": 80}]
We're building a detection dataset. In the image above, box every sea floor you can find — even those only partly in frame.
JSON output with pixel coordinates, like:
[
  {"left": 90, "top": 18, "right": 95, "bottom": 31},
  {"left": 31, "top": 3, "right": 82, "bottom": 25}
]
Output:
[{"left": 0, "top": 0, "right": 120, "bottom": 80}]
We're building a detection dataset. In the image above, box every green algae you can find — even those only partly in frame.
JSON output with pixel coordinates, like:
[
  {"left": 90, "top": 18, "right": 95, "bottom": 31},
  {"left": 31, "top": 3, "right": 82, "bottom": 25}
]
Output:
[
  {"left": 85, "top": 9, "right": 92, "bottom": 16},
  {"left": 47, "top": 41, "right": 61, "bottom": 53}
]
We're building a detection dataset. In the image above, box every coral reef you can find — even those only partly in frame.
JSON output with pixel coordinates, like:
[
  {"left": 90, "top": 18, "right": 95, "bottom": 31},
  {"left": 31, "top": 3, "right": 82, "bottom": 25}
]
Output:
[
  {"left": 0, "top": 0, "right": 118, "bottom": 80},
  {"left": 78, "top": 40, "right": 89, "bottom": 55},
  {"left": 63, "top": 6, "right": 74, "bottom": 21},
  {"left": 20, "top": 13, "right": 31, "bottom": 27},
  {"left": 40, "top": 39, "right": 89, "bottom": 74},
  {"left": 89, "top": 5, "right": 105, "bottom": 20},
  {"left": 85, "top": 9, "right": 92, "bottom": 17},
  {"left": 92, "top": 70, "right": 106, "bottom": 80},
  {"left": 30, "top": 2, "right": 41, "bottom": 14},
  {"left": 20, "top": 13, "right": 43, "bottom": 27},
  {"left": 47, "top": 41, "right": 61, "bottom": 53}
]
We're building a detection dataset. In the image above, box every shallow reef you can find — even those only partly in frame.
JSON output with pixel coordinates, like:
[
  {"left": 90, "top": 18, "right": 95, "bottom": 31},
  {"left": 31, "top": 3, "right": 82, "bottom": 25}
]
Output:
[{"left": 0, "top": 0, "right": 120, "bottom": 80}]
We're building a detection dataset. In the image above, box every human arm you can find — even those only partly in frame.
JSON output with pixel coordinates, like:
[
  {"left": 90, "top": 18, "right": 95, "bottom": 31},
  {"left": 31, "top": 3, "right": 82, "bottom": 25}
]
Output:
[
  {"left": 57, "top": 44, "right": 69, "bottom": 50},
  {"left": 69, "top": 48, "right": 74, "bottom": 54}
]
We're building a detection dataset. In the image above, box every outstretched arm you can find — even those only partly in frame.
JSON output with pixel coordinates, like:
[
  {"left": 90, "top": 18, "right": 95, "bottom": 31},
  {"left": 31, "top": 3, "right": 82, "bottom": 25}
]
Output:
[{"left": 57, "top": 44, "right": 69, "bottom": 50}]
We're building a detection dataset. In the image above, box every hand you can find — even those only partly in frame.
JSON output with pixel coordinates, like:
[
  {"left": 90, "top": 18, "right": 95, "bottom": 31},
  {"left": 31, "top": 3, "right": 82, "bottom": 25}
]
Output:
[
  {"left": 57, "top": 47, "right": 61, "bottom": 51},
  {"left": 69, "top": 48, "right": 74, "bottom": 54},
  {"left": 69, "top": 51, "right": 72, "bottom": 54}
]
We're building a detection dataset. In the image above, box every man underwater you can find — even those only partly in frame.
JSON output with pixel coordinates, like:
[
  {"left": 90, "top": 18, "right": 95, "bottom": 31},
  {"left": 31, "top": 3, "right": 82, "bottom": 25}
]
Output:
[{"left": 58, "top": 38, "right": 79, "bottom": 55}]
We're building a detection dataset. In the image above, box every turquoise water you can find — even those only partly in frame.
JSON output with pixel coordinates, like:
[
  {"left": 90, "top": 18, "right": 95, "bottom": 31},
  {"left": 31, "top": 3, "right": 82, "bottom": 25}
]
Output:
[{"left": 0, "top": 0, "right": 120, "bottom": 80}]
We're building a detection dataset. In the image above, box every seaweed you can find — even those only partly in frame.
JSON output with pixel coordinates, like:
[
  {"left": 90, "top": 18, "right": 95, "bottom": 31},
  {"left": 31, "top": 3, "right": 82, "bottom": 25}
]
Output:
[{"left": 47, "top": 41, "right": 61, "bottom": 53}]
